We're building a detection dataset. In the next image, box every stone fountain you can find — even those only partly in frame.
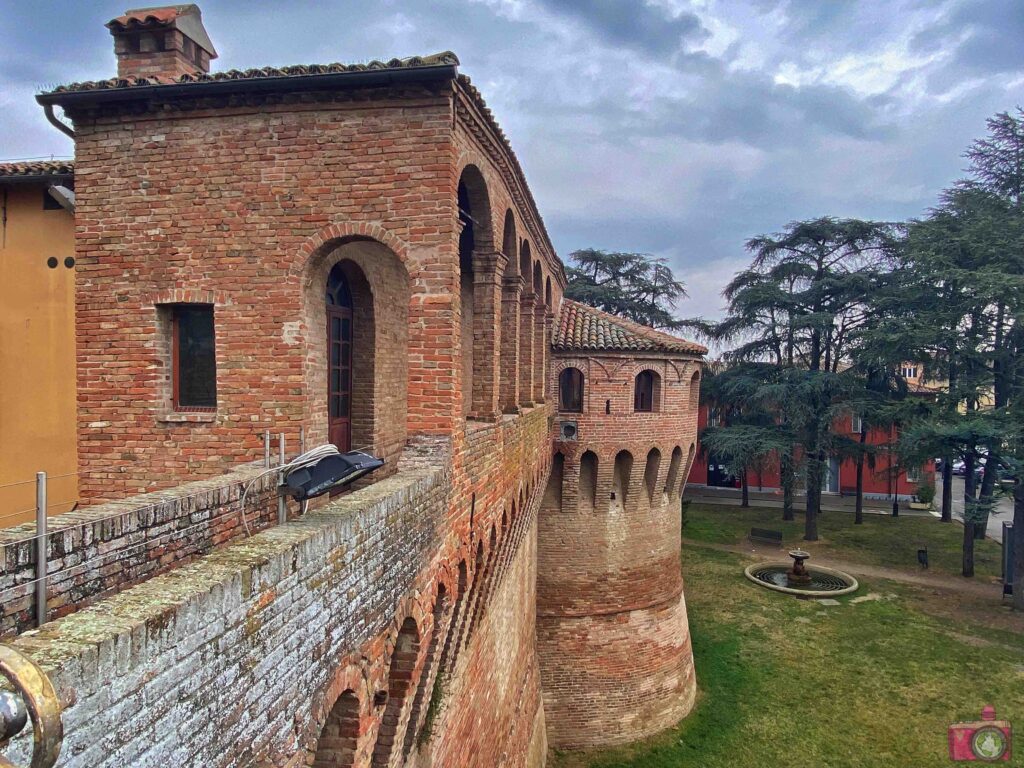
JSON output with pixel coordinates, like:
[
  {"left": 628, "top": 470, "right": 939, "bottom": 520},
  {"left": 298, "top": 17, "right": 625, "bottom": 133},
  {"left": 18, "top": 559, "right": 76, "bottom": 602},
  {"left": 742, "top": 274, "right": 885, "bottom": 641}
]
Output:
[{"left": 744, "top": 550, "right": 859, "bottom": 598}]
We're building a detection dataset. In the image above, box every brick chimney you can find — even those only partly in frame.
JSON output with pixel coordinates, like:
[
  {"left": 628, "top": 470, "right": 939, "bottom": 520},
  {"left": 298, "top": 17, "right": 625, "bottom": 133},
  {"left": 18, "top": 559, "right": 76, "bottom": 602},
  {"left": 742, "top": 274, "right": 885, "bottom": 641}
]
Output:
[{"left": 107, "top": 5, "right": 217, "bottom": 80}]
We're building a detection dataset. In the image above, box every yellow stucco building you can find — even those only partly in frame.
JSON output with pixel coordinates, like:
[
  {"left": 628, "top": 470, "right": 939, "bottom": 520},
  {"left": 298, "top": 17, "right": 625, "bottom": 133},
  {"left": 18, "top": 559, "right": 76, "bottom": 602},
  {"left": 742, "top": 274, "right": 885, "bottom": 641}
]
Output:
[{"left": 0, "top": 161, "right": 78, "bottom": 525}]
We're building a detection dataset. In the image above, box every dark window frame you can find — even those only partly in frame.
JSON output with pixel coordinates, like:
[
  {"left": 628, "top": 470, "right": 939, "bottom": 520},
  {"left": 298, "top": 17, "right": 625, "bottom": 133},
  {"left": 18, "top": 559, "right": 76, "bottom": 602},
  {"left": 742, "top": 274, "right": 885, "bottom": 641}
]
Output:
[
  {"left": 171, "top": 304, "right": 217, "bottom": 412},
  {"left": 634, "top": 370, "right": 657, "bottom": 413},
  {"left": 558, "top": 367, "right": 584, "bottom": 413}
]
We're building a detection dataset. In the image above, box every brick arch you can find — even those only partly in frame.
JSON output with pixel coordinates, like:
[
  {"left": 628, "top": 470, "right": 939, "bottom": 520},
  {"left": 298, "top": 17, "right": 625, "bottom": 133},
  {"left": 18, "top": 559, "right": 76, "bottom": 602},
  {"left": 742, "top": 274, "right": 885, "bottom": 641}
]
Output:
[
  {"left": 401, "top": 581, "right": 453, "bottom": 759},
  {"left": 372, "top": 616, "right": 422, "bottom": 767},
  {"left": 501, "top": 208, "right": 518, "bottom": 266},
  {"left": 612, "top": 449, "right": 634, "bottom": 511},
  {"left": 681, "top": 442, "right": 697, "bottom": 496},
  {"left": 300, "top": 236, "right": 410, "bottom": 469},
  {"left": 454, "top": 156, "right": 498, "bottom": 248},
  {"left": 306, "top": 655, "right": 373, "bottom": 768},
  {"left": 689, "top": 368, "right": 701, "bottom": 410},
  {"left": 665, "top": 445, "right": 684, "bottom": 497},
  {"left": 294, "top": 221, "right": 411, "bottom": 275},
  {"left": 147, "top": 287, "right": 229, "bottom": 306},
  {"left": 643, "top": 447, "right": 662, "bottom": 502}
]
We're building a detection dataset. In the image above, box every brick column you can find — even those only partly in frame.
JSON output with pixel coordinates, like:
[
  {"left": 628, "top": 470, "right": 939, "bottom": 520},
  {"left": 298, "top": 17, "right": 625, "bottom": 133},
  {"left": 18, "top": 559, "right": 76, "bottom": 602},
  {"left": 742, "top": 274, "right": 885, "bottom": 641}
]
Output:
[
  {"left": 519, "top": 292, "right": 535, "bottom": 408},
  {"left": 544, "top": 310, "right": 554, "bottom": 403},
  {"left": 471, "top": 250, "right": 506, "bottom": 421},
  {"left": 532, "top": 297, "right": 546, "bottom": 404},
  {"left": 500, "top": 273, "right": 523, "bottom": 414}
]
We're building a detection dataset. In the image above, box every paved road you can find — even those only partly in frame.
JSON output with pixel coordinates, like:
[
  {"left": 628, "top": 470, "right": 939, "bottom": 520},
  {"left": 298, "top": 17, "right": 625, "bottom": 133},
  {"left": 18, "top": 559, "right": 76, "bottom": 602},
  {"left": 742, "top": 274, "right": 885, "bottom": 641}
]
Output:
[{"left": 936, "top": 476, "right": 1012, "bottom": 543}]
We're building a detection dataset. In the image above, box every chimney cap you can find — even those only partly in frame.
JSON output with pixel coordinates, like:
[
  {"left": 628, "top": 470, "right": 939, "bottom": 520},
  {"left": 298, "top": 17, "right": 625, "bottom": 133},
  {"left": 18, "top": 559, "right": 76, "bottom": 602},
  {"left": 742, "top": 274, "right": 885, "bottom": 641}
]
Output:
[{"left": 107, "top": 4, "right": 217, "bottom": 58}]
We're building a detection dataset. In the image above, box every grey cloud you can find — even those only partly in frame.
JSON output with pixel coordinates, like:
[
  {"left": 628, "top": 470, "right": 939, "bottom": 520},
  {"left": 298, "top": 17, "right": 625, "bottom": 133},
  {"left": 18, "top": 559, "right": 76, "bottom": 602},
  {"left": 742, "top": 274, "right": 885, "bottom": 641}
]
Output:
[
  {"left": 1, "top": 0, "right": 1020, "bottom": 323},
  {"left": 535, "top": 0, "right": 708, "bottom": 57}
]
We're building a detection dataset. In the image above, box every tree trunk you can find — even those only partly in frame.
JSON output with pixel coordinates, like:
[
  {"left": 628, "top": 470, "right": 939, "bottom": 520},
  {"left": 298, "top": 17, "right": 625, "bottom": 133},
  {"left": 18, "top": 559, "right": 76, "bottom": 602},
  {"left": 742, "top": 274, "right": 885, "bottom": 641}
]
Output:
[
  {"left": 941, "top": 456, "right": 953, "bottom": 522},
  {"left": 963, "top": 453, "right": 976, "bottom": 577},
  {"left": 1013, "top": 479, "right": 1024, "bottom": 610},
  {"left": 975, "top": 449, "right": 998, "bottom": 540},
  {"left": 741, "top": 473, "right": 750, "bottom": 508},
  {"left": 854, "top": 424, "right": 867, "bottom": 525},
  {"left": 804, "top": 449, "right": 821, "bottom": 542},
  {"left": 782, "top": 447, "right": 795, "bottom": 522},
  {"left": 962, "top": 518, "right": 976, "bottom": 578}
]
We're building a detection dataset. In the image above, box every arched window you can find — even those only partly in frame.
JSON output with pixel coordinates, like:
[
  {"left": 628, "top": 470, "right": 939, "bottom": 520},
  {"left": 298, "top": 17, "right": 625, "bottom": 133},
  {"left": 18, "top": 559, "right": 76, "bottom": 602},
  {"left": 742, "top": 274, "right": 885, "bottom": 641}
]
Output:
[
  {"left": 558, "top": 367, "right": 584, "bottom": 412},
  {"left": 634, "top": 370, "right": 660, "bottom": 412},
  {"left": 690, "top": 369, "right": 701, "bottom": 410},
  {"left": 326, "top": 263, "right": 355, "bottom": 451}
]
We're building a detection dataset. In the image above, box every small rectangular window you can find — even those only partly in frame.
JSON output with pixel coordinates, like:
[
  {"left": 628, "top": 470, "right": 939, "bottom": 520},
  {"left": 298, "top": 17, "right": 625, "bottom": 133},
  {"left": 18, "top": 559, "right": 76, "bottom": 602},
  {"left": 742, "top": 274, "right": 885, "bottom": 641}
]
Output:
[
  {"left": 906, "top": 465, "right": 922, "bottom": 483},
  {"left": 852, "top": 415, "right": 863, "bottom": 434},
  {"left": 172, "top": 305, "right": 216, "bottom": 410}
]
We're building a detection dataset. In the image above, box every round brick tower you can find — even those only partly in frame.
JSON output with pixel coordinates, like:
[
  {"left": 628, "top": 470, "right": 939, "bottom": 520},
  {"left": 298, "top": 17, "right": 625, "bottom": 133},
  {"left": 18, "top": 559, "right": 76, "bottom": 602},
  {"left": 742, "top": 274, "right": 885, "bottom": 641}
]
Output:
[{"left": 537, "top": 300, "right": 704, "bottom": 749}]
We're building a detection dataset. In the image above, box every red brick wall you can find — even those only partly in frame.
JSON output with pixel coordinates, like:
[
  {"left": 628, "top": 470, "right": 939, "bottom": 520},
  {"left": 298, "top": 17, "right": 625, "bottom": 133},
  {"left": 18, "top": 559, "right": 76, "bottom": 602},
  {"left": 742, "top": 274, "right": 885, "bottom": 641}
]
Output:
[{"left": 537, "top": 352, "right": 701, "bottom": 749}]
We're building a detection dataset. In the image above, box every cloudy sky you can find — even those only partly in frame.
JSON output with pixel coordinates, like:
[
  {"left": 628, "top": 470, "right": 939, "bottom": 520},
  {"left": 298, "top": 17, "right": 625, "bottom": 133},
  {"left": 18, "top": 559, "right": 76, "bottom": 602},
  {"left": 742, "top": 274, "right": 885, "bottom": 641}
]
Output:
[{"left": 2, "top": 1, "right": 1021, "bottom": 320}]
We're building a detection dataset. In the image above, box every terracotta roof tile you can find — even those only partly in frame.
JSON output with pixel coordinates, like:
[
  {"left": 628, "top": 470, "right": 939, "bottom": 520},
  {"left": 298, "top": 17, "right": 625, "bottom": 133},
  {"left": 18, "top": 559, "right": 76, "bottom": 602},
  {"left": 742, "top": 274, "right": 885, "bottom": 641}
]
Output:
[
  {"left": 554, "top": 299, "right": 706, "bottom": 355},
  {"left": 42, "top": 52, "right": 459, "bottom": 95},
  {"left": 0, "top": 160, "right": 75, "bottom": 179}
]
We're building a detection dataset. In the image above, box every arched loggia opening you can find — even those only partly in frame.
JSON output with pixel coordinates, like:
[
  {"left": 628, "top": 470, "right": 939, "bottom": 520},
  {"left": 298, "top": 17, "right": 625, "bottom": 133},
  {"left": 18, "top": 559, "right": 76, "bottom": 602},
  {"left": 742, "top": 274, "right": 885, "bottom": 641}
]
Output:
[
  {"left": 457, "top": 165, "right": 498, "bottom": 420},
  {"left": 500, "top": 210, "right": 520, "bottom": 413},
  {"left": 532, "top": 261, "right": 545, "bottom": 403},
  {"left": 519, "top": 240, "right": 535, "bottom": 407}
]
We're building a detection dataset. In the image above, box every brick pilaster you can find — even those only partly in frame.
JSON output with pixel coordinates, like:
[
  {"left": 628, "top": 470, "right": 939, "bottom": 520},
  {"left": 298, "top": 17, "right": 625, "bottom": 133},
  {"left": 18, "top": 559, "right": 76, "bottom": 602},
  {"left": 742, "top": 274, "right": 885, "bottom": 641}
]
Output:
[
  {"left": 471, "top": 250, "right": 506, "bottom": 421},
  {"left": 500, "top": 273, "right": 523, "bottom": 414},
  {"left": 518, "top": 292, "right": 536, "bottom": 408}
]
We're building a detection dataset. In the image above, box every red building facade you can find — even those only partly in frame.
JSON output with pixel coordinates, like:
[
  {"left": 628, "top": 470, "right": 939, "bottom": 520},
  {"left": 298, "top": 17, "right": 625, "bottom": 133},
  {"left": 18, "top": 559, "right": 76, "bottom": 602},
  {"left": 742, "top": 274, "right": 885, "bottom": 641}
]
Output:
[{"left": 689, "top": 403, "right": 934, "bottom": 501}]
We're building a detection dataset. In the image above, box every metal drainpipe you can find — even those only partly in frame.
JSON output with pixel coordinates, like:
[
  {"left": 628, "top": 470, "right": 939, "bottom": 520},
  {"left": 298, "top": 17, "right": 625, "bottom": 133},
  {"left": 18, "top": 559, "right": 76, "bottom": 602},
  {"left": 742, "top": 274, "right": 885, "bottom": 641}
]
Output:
[{"left": 42, "top": 104, "right": 74, "bottom": 139}]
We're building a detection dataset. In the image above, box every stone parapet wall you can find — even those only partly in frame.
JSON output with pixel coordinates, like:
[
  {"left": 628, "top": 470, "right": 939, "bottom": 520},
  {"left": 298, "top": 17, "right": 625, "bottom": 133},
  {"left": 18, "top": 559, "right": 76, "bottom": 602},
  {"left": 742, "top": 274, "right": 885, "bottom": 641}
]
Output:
[
  {"left": 0, "top": 463, "right": 279, "bottom": 637},
  {"left": 5, "top": 450, "right": 452, "bottom": 767}
]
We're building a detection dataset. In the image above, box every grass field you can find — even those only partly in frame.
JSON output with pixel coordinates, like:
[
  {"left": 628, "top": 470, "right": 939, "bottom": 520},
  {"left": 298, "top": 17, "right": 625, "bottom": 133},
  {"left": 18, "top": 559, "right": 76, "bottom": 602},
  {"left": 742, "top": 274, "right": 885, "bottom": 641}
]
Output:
[
  {"left": 550, "top": 507, "right": 1022, "bottom": 768},
  {"left": 682, "top": 502, "right": 1004, "bottom": 580}
]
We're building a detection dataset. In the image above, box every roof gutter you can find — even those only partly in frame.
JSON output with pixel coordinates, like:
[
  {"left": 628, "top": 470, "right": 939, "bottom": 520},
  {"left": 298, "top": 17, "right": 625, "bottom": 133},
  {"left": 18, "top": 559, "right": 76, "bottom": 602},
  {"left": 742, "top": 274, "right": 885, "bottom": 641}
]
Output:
[
  {"left": 42, "top": 103, "right": 75, "bottom": 139},
  {"left": 36, "top": 64, "right": 458, "bottom": 109}
]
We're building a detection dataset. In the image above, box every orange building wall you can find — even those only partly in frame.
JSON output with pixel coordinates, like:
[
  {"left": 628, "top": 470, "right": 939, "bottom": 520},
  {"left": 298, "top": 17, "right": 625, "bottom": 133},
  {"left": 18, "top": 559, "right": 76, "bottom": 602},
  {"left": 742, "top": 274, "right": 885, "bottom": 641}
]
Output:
[{"left": 0, "top": 184, "right": 78, "bottom": 525}]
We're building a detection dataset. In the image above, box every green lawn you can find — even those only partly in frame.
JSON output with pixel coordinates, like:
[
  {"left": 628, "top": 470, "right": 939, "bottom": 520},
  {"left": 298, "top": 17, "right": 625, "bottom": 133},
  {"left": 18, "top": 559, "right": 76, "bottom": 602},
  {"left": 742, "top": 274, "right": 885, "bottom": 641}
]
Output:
[
  {"left": 682, "top": 502, "right": 1004, "bottom": 580},
  {"left": 551, "top": 511, "right": 1023, "bottom": 768}
]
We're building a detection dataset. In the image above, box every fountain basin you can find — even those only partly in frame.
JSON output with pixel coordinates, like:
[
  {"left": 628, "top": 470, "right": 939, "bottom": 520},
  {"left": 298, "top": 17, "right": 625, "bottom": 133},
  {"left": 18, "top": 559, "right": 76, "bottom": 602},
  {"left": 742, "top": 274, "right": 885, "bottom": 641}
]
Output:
[{"left": 744, "top": 562, "right": 859, "bottom": 597}]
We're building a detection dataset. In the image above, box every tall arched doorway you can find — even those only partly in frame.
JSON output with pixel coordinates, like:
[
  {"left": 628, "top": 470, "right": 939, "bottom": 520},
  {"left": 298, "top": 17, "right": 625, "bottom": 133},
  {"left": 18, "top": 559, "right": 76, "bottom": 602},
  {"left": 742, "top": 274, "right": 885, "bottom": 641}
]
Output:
[{"left": 326, "top": 262, "right": 354, "bottom": 451}]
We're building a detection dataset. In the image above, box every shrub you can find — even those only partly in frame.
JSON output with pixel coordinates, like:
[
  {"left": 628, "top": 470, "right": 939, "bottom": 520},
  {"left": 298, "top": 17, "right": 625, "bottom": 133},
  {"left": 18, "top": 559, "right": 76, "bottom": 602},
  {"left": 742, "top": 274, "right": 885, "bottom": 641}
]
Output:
[{"left": 915, "top": 482, "right": 936, "bottom": 506}]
